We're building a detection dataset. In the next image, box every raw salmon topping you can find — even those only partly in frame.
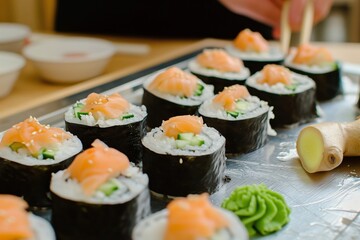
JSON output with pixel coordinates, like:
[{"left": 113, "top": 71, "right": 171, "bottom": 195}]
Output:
[
  {"left": 162, "top": 115, "right": 203, "bottom": 139},
  {"left": 258, "top": 64, "right": 292, "bottom": 86},
  {"left": 213, "top": 85, "right": 250, "bottom": 111},
  {"left": 67, "top": 139, "right": 130, "bottom": 196},
  {"left": 196, "top": 49, "right": 243, "bottom": 72},
  {"left": 148, "top": 67, "right": 198, "bottom": 97},
  {"left": 0, "top": 117, "right": 70, "bottom": 157},
  {"left": 164, "top": 194, "right": 228, "bottom": 240},
  {"left": 0, "top": 195, "right": 34, "bottom": 240},
  {"left": 234, "top": 29, "right": 269, "bottom": 53},
  {"left": 81, "top": 93, "right": 130, "bottom": 120},
  {"left": 292, "top": 44, "right": 334, "bottom": 66}
]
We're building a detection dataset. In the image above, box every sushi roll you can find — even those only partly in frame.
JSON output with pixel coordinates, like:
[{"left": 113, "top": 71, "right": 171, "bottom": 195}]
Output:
[
  {"left": 132, "top": 194, "right": 249, "bottom": 240},
  {"left": 0, "top": 117, "right": 82, "bottom": 207},
  {"left": 246, "top": 65, "right": 318, "bottom": 127},
  {"left": 142, "top": 115, "right": 226, "bottom": 197},
  {"left": 285, "top": 44, "right": 342, "bottom": 101},
  {"left": 142, "top": 67, "right": 214, "bottom": 128},
  {"left": 65, "top": 92, "right": 147, "bottom": 164},
  {"left": 198, "top": 85, "right": 273, "bottom": 155},
  {"left": 188, "top": 49, "right": 250, "bottom": 93},
  {"left": 226, "top": 29, "right": 284, "bottom": 74},
  {"left": 0, "top": 194, "right": 56, "bottom": 240},
  {"left": 50, "top": 139, "right": 150, "bottom": 240}
]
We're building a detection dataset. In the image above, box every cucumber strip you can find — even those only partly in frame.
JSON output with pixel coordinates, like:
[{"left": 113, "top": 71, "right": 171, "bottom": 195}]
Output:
[
  {"left": 190, "top": 136, "right": 205, "bottom": 146},
  {"left": 73, "top": 103, "right": 88, "bottom": 119},
  {"left": 121, "top": 113, "right": 134, "bottom": 120},
  {"left": 194, "top": 84, "right": 205, "bottom": 96},
  {"left": 235, "top": 100, "right": 249, "bottom": 112},
  {"left": 175, "top": 133, "right": 205, "bottom": 148},
  {"left": 175, "top": 140, "right": 189, "bottom": 149},
  {"left": 285, "top": 85, "right": 297, "bottom": 91},
  {"left": 76, "top": 112, "right": 89, "bottom": 120},
  {"left": 177, "top": 133, "right": 195, "bottom": 141},
  {"left": 98, "top": 179, "right": 120, "bottom": 196},
  {"left": 42, "top": 149, "right": 55, "bottom": 160},
  {"left": 226, "top": 111, "right": 240, "bottom": 118},
  {"left": 9, "top": 142, "right": 25, "bottom": 152}
]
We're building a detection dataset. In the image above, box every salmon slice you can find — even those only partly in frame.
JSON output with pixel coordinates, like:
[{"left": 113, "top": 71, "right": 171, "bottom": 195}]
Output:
[
  {"left": 196, "top": 49, "right": 243, "bottom": 72},
  {"left": 162, "top": 115, "right": 203, "bottom": 139},
  {"left": 0, "top": 195, "right": 34, "bottom": 240},
  {"left": 148, "top": 67, "right": 198, "bottom": 97},
  {"left": 67, "top": 139, "right": 130, "bottom": 196},
  {"left": 0, "top": 117, "right": 70, "bottom": 157},
  {"left": 257, "top": 64, "right": 292, "bottom": 86},
  {"left": 234, "top": 29, "right": 269, "bottom": 53},
  {"left": 292, "top": 44, "right": 333, "bottom": 66},
  {"left": 213, "top": 85, "right": 250, "bottom": 111},
  {"left": 164, "top": 194, "right": 228, "bottom": 240},
  {"left": 81, "top": 93, "right": 130, "bottom": 120}
]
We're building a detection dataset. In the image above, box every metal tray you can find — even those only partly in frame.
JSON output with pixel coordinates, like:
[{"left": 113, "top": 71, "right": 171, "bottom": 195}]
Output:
[{"left": 1, "top": 48, "right": 360, "bottom": 240}]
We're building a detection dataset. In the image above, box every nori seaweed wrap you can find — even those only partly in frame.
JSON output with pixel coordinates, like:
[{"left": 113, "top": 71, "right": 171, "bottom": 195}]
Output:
[
  {"left": 245, "top": 65, "right": 318, "bottom": 127},
  {"left": 0, "top": 117, "right": 82, "bottom": 207},
  {"left": 64, "top": 92, "right": 147, "bottom": 164},
  {"left": 141, "top": 115, "right": 226, "bottom": 197},
  {"left": 141, "top": 67, "right": 214, "bottom": 128},
  {"left": 188, "top": 49, "right": 250, "bottom": 93}
]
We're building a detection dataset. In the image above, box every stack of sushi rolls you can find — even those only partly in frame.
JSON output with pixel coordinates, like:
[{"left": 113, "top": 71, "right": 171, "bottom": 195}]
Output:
[
  {"left": 0, "top": 194, "right": 56, "bottom": 240},
  {"left": 199, "top": 84, "right": 273, "bottom": 155},
  {"left": 284, "top": 44, "right": 342, "bottom": 101},
  {"left": 50, "top": 139, "right": 150, "bottom": 240},
  {"left": 65, "top": 92, "right": 147, "bottom": 164},
  {"left": 132, "top": 193, "right": 249, "bottom": 240},
  {"left": 246, "top": 64, "right": 318, "bottom": 127},
  {"left": 141, "top": 115, "right": 226, "bottom": 198},
  {"left": 226, "top": 29, "right": 284, "bottom": 74},
  {"left": 188, "top": 48, "right": 250, "bottom": 93},
  {"left": 142, "top": 66, "right": 214, "bottom": 128},
  {"left": 0, "top": 116, "right": 82, "bottom": 207}
]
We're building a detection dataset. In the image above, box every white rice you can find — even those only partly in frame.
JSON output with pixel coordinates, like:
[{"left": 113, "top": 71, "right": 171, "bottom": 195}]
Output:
[
  {"left": 143, "top": 69, "right": 214, "bottom": 106},
  {"left": 0, "top": 131, "right": 82, "bottom": 166},
  {"left": 284, "top": 48, "right": 337, "bottom": 74},
  {"left": 65, "top": 101, "right": 147, "bottom": 128},
  {"left": 225, "top": 43, "right": 284, "bottom": 61},
  {"left": 141, "top": 125, "right": 225, "bottom": 156},
  {"left": 198, "top": 96, "right": 269, "bottom": 121},
  {"left": 50, "top": 165, "right": 148, "bottom": 204},
  {"left": 246, "top": 71, "right": 316, "bottom": 95},
  {"left": 132, "top": 208, "right": 249, "bottom": 240},
  {"left": 188, "top": 59, "right": 250, "bottom": 80},
  {"left": 30, "top": 214, "right": 56, "bottom": 240}
]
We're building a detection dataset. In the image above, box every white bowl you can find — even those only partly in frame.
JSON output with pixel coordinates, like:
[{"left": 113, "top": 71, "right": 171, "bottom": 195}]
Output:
[
  {"left": 23, "top": 37, "right": 116, "bottom": 83},
  {"left": 0, "top": 23, "right": 31, "bottom": 53},
  {"left": 0, "top": 51, "right": 25, "bottom": 98}
]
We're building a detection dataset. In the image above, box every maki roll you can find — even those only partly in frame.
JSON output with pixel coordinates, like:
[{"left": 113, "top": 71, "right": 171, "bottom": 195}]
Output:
[
  {"left": 285, "top": 44, "right": 342, "bottom": 101},
  {"left": 142, "top": 67, "right": 214, "bottom": 128},
  {"left": 0, "top": 194, "right": 56, "bottom": 240},
  {"left": 246, "top": 65, "right": 318, "bottom": 127},
  {"left": 199, "top": 85, "right": 273, "bottom": 155},
  {"left": 133, "top": 194, "right": 249, "bottom": 240},
  {"left": 142, "top": 115, "right": 226, "bottom": 197},
  {"left": 65, "top": 92, "right": 147, "bottom": 164},
  {"left": 0, "top": 117, "right": 82, "bottom": 207},
  {"left": 226, "top": 29, "right": 284, "bottom": 74},
  {"left": 51, "top": 139, "right": 150, "bottom": 240},
  {"left": 188, "top": 49, "right": 250, "bottom": 93}
]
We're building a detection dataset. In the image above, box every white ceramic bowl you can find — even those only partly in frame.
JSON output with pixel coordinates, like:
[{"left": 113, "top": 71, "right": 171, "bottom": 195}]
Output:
[
  {"left": 0, "top": 51, "right": 25, "bottom": 98},
  {"left": 0, "top": 23, "right": 31, "bottom": 53},
  {"left": 23, "top": 37, "right": 116, "bottom": 83}
]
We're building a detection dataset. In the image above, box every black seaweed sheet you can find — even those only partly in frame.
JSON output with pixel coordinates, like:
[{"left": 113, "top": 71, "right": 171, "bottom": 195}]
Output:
[
  {"left": 65, "top": 118, "right": 146, "bottom": 164},
  {"left": 0, "top": 156, "right": 75, "bottom": 207},
  {"left": 191, "top": 73, "right": 246, "bottom": 93},
  {"left": 244, "top": 59, "right": 284, "bottom": 75},
  {"left": 246, "top": 86, "right": 318, "bottom": 127},
  {"left": 142, "top": 88, "right": 200, "bottom": 128},
  {"left": 142, "top": 137, "right": 226, "bottom": 197},
  {"left": 287, "top": 63, "right": 342, "bottom": 101},
  {"left": 51, "top": 188, "right": 150, "bottom": 240},
  {"left": 200, "top": 110, "right": 268, "bottom": 155}
]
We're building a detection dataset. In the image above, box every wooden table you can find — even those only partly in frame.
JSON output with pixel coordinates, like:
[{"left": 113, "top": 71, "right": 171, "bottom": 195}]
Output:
[{"left": 1, "top": 34, "right": 360, "bottom": 120}]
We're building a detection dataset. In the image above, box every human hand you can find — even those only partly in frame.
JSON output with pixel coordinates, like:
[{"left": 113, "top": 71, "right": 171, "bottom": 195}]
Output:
[{"left": 219, "top": 0, "right": 333, "bottom": 38}]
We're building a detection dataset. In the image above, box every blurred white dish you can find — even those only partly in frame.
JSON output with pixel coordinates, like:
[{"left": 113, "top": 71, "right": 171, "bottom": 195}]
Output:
[
  {"left": 0, "top": 51, "right": 25, "bottom": 98},
  {"left": 0, "top": 23, "right": 31, "bottom": 53},
  {"left": 23, "top": 37, "right": 116, "bottom": 83}
]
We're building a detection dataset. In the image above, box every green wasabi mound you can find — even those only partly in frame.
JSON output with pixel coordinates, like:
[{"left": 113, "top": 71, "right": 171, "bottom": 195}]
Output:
[{"left": 221, "top": 184, "right": 290, "bottom": 236}]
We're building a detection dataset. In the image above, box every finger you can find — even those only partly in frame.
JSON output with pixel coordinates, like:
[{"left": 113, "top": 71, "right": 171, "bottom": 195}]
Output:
[
  {"left": 288, "top": 0, "right": 307, "bottom": 31},
  {"left": 313, "top": 0, "right": 333, "bottom": 24}
]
